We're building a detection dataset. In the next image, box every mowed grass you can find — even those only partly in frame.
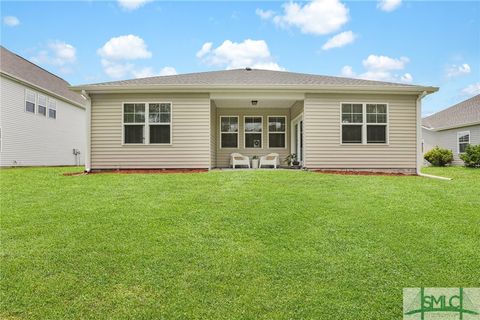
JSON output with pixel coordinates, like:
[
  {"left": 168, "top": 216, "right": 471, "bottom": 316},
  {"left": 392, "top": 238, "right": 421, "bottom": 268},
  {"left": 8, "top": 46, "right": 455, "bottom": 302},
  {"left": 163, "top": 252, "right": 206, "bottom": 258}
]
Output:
[{"left": 1, "top": 167, "right": 479, "bottom": 319}]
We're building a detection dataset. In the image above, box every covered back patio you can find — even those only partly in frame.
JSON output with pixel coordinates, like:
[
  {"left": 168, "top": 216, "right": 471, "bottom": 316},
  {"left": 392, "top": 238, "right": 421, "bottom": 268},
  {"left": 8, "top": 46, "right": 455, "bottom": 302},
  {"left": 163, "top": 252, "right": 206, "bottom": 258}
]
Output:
[{"left": 210, "top": 94, "right": 304, "bottom": 168}]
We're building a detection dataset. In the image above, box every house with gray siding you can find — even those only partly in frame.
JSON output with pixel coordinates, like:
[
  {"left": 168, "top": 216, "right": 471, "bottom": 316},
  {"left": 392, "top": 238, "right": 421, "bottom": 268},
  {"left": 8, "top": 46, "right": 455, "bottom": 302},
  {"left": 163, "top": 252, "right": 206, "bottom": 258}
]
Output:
[
  {"left": 422, "top": 94, "right": 480, "bottom": 165},
  {"left": 71, "top": 68, "right": 438, "bottom": 173},
  {"left": 0, "top": 46, "right": 86, "bottom": 167}
]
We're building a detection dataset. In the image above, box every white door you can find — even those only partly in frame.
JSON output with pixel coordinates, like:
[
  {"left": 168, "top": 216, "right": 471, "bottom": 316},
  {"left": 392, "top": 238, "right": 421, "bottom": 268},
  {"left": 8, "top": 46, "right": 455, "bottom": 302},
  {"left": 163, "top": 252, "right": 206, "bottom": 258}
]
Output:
[{"left": 291, "top": 114, "right": 304, "bottom": 165}]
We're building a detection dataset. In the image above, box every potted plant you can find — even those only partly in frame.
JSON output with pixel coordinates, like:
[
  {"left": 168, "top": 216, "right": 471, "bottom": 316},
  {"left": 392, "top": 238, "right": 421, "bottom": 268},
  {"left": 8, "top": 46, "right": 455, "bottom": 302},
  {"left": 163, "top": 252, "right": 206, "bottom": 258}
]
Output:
[
  {"left": 251, "top": 155, "right": 259, "bottom": 169},
  {"left": 285, "top": 153, "right": 299, "bottom": 167}
]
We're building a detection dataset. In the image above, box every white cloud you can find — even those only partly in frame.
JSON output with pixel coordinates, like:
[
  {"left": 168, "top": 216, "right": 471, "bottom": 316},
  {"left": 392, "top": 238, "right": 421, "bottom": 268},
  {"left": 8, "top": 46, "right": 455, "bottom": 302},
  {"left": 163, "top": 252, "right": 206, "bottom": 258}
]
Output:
[
  {"left": 31, "top": 41, "right": 77, "bottom": 73},
  {"left": 446, "top": 63, "right": 471, "bottom": 78},
  {"left": 102, "top": 61, "right": 177, "bottom": 79},
  {"left": 322, "top": 30, "right": 355, "bottom": 50},
  {"left": 377, "top": 0, "right": 402, "bottom": 12},
  {"left": 131, "top": 67, "right": 155, "bottom": 79},
  {"left": 401, "top": 73, "right": 413, "bottom": 83},
  {"left": 196, "top": 42, "right": 212, "bottom": 58},
  {"left": 259, "top": 0, "right": 349, "bottom": 36},
  {"left": 197, "top": 39, "right": 285, "bottom": 71},
  {"left": 362, "top": 54, "right": 409, "bottom": 71},
  {"left": 462, "top": 83, "right": 480, "bottom": 96},
  {"left": 340, "top": 54, "right": 413, "bottom": 83},
  {"left": 117, "top": 0, "right": 152, "bottom": 11},
  {"left": 97, "top": 35, "right": 152, "bottom": 60},
  {"left": 101, "top": 59, "right": 134, "bottom": 79},
  {"left": 98, "top": 35, "right": 157, "bottom": 78},
  {"left": 255, "top": 8, "right": 275, "bottom": 20},
  {"left": 159, "top": 66, "right": 177, "bottom": 76},
  {"left": 341, "top": 65, "right": 355, "bottom": 77},
  {"left": 3, "top": 16, "right": 20, "bottom": 27},
  {"left": 133, "top": 66, "right": 177, "bottom": 78}
]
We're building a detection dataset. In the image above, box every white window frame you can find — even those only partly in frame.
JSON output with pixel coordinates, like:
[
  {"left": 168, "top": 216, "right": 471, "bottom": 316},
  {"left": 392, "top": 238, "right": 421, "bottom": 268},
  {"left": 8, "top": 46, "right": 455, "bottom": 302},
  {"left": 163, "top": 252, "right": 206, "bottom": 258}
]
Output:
[
  {"left": 267, "top": 115, "right": 287, "bottom": 149},
  {"left": 122, "top": 102, "right": 173, "bottom": 145},
  {"left": 219, "top": 115, "right": 239, "bottom": 149},
  {"left": 25, "top": 89, "right": 36, "bottom": 114},
  {"left": 340, "top": 102, "right": 389, "bottom": 145},
  {"left": 457, "top": 131, "right": 470, "bottom": 154},
  {"left": 38, "top": 94, "right": 47, "bottom": 117},
  {"left": 244, "top": 116, "right": 263, "bottom": 149},
  {"left": 148, "top": 103, "right": 173, "bottom": 145},
  {"left": 48, "top": 98, "right": 57, "bottom": 119}
]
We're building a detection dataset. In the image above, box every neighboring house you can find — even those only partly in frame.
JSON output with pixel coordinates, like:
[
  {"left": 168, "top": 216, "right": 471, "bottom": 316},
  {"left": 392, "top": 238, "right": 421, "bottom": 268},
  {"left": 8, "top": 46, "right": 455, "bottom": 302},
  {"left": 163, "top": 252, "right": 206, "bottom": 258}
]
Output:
[
  {"left": 422, "top": 94, "right": 480, "bottom": 165},
  {"left": 71, "top": 68, "right": 438, "bottom": 173},
  {"left": 0, "top": 46, "right": 86, "bottom": 167}
]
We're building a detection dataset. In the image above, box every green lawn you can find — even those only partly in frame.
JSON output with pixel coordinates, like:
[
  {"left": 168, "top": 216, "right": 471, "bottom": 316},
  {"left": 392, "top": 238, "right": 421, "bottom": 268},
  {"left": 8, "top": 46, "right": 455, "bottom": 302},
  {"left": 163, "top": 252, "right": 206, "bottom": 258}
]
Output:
[{"left": 1, "top": 167, "right": 479, "bottom": 319}]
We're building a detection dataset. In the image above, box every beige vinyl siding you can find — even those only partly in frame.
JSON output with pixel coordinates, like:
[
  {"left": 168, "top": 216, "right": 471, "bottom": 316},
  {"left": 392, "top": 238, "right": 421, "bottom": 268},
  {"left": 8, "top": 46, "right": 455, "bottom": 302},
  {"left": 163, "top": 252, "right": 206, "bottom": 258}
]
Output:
[
  {"left": 422, "top": 124, "right": 480, "bottom": 165},
  {"left": 304, "top": 93, "right": 418, "bottom": 169},
  {"left": 0, "top": 76, "right": 85, "bottom": 167},
  {"left": 210, "top": 100, "right": 217, "bottom": 168},
  {"left": 216, "top": 108, "right": 290, "bottom": 167},
  {"left": 290, "top": 100, "right": 304, "bottom": 120},
  {"left": 90, "top": 93, "right": 210, "bottom": 169}
]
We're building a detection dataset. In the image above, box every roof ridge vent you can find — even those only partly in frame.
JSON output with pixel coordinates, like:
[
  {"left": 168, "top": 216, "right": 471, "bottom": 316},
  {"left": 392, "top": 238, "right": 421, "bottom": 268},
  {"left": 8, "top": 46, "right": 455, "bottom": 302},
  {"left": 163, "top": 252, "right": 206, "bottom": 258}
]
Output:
[{"left": 245, "top": 67, "right": 252, "bottom": 71}]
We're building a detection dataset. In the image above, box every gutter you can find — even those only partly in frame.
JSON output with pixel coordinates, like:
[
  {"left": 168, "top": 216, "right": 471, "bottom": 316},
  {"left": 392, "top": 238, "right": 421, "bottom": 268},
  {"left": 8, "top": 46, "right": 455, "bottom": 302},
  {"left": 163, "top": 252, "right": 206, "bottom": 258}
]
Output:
[
  {"left": 81, "top": 90, "right": 92, "bottom": 173},
  {"left": 70, "top": 83, "right": 439, "bottom": 95},
  {"left": 416, "top": 91, "right": 428, "bottom": 176},
  {"left": 421, "top": 121, "right": 480, "bottom": 132},
  {"left": 416, "top": 91, "right": 452, "bottom": 180},
  {"left": 417, "top": 172, "right": 452, "bottom": 181}
]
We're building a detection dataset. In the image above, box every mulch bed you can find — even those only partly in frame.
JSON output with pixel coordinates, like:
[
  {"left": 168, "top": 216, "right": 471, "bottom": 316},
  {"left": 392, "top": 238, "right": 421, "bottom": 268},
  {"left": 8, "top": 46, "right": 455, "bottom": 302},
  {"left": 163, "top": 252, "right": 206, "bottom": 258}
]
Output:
[
  {"left": 312, "top": 169, "right": 415, "bottom": 176},
  {"left": 63, "top": 169, "right": 208, "bottom": 176}
]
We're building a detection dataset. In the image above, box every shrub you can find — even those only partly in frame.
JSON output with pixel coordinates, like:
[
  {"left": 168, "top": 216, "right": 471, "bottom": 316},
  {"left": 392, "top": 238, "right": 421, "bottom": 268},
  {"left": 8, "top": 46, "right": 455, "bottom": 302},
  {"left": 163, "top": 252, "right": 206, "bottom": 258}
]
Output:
[
  {"left": 424, "top": 146, "right": 453, "bottom": 167},
  {"left": 460, "top": 144, "right": 480, "bottom": 167}
]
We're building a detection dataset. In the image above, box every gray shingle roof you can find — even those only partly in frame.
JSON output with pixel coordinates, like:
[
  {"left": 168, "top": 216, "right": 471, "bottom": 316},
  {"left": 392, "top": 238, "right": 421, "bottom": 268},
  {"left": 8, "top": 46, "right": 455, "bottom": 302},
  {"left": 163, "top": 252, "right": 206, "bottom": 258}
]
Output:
[
  {"left": 78, "top": 68, "right": 428, "bottom": 88},
  {"left": 422, "top": 94, "right": 480, "bottom": 130},
  {"left": 0, "top": 46, "right": 85, "bottom": 107}
]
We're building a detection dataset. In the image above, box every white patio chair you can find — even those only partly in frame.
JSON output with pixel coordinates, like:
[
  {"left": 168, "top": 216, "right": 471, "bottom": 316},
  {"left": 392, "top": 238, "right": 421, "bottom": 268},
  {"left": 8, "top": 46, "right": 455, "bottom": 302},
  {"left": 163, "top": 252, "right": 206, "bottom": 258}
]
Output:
[
  {"left": 230, "top": 153, "right": 250, "bottom": 168},
  {"left": 259, "top": 153, "right": 279, "bottom": 169}
]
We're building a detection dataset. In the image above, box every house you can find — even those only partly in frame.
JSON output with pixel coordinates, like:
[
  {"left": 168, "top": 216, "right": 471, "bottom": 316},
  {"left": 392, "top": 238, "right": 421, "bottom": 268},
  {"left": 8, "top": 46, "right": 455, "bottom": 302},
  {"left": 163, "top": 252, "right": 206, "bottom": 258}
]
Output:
[
  {"left": 422, "top": 94, "right": 480, "bottom": 165},
  {"left": 0, "top": 46, "right": 86, "bottom": 167},
  {"left": 70, "top": 68, "right": 438, "bottom": 173}
]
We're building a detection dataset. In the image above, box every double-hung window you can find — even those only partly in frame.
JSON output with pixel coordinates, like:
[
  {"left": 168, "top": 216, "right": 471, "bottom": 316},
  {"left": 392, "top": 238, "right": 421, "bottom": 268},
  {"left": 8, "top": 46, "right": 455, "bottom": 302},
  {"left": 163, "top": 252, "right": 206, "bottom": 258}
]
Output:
[
  {"left": 220, "top": 116, "right": 238, "bottom": 148},
  {"left": 38, "top": 95, "right": 47, "bottom": 116},
  {"left": 341, "top": 103, "right": 363, "bottom": 143},
  {"left": 124, "top": 103, "right": 146, "bottom": 144},
  {"left": 268, "top": 116, "right": 286, "bottom": 148},
  {"left": 48, "top": 99, "right": 57, "bottom": 119},
  {"left": 458, "top": 131, "right": 470, "bottom": 153},
  {"left": 25, "top": 89, "right": 36, "bottom": 113},
  {"left": 244, "top": 116, "right": 262, "bottom": 148},
  {"left": 366, "top": 104, "right": 387, "bottom": 143},
  {"left": 149, "top": 103, "right": 171, "bottom": 144},
  {"left": 123, "top": 102, "right": 172, "bottom": 144},
  {"left": 341, "top": 103, "right": 388, "bottom": 144}
]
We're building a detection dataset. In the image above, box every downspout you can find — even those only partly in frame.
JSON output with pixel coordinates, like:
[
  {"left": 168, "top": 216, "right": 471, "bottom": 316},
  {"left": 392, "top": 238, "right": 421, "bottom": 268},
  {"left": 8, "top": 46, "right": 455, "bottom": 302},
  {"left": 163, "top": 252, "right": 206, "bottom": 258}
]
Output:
[
  {"left": 415, "top": 91, "right": 452, "bottom": 181},
  {"left": 81, "top": 90, "right": 91, "bottom": 173}
]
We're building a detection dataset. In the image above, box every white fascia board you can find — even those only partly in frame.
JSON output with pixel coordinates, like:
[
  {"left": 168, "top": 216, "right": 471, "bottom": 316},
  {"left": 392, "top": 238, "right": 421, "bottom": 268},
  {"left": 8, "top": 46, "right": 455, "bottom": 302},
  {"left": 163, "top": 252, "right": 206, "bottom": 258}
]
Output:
[
  {"left": 428, "top": 121, "right": 480, "bottom": 132},
  {"left": 70, "top": 84, "right": 439, "bottom": 95}
]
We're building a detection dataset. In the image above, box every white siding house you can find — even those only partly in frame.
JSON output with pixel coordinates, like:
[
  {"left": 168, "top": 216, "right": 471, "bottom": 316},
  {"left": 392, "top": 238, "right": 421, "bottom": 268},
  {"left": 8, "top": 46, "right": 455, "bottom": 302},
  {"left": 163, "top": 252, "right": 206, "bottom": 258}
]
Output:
[
  {"left": 422, "top": 94, "right": 480, "bottom": 165},
  {"left": 0, "top": 46, "right": 86, "bottom": 167}
]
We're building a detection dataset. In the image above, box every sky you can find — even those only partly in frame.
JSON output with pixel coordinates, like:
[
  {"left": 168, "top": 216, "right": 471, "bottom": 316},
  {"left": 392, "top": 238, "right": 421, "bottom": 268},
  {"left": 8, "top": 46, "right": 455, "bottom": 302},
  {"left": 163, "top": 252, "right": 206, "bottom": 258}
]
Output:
[{"left": 1, "top": 0, "right": 479, "bottom": 115}]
